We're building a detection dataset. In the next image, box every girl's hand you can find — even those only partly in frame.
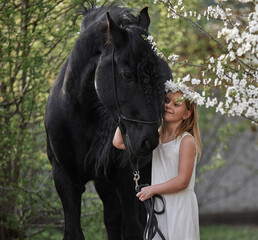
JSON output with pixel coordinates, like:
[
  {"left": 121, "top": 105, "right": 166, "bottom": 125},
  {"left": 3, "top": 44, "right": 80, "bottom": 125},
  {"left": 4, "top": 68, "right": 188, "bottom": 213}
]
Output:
[
  {"left": 113, "top": 127, "right": 126, "bottom": 149},
  {"left": 136, "top": 185, "right": 155, "bottom": 202}
]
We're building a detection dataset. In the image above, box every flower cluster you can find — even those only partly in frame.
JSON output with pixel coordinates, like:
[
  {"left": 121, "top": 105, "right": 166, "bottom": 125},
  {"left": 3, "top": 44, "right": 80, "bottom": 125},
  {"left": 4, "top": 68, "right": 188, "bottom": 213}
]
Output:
[
  {"left": 165, "top": 80, "right": 205, "bottom": 106},
  {"left": 168, "top": 54, "right": 179, "bottom": 65},
  {"left": 146, "top": 35, "right": 164, "bottom": 58},
  {"left": 153, "top": 0, "right": 258, "bottom": 123}
]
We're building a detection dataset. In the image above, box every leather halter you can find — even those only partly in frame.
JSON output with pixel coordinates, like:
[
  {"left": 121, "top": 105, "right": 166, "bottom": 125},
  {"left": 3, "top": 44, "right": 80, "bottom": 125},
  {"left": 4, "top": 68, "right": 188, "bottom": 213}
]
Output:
[{"left": 111, "top": 47, "right": 159, "bottom": 126}]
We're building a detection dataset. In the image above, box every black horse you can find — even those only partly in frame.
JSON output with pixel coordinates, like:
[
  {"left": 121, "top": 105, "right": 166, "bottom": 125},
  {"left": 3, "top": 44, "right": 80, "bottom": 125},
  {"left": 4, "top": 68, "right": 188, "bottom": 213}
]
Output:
[{"left": 45, "top": 4, "right": 171, "bottom": 240}]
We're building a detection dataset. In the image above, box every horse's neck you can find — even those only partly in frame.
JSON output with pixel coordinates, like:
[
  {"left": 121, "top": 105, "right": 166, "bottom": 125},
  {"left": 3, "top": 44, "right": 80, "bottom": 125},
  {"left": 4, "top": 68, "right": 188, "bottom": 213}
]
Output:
[{"left": 62, "top": 34, "right": 103, "bottom": 96}]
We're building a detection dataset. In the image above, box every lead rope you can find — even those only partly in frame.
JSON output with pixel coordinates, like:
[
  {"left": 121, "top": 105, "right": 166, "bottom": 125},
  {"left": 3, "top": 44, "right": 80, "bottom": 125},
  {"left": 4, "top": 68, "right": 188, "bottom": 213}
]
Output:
[{"left": 132, "top": 159, "right": 166, "bottom": 240}]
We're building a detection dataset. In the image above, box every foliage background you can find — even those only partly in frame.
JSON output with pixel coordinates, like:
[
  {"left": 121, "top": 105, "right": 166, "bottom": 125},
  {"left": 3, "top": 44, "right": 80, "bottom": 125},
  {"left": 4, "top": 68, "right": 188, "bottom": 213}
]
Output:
[{"left": 0, "top": 0, "right": 257, "bottom": 239}]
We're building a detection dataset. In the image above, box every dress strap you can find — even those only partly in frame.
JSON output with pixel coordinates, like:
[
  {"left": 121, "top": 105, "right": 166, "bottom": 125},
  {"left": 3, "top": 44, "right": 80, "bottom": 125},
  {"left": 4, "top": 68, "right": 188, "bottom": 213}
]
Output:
[{"left": 179, "top": 132, "right": 195, "bottom": 142}]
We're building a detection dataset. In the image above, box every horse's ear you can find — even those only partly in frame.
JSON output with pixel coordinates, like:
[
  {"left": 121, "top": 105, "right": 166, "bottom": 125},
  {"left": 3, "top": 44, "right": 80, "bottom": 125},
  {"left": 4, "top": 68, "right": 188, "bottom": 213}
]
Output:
[
  {"left": 106, "top": 12, "right": 127, "bottom": 48},
  {"left": 138, "top": 7, "right": 150, "bottom": 31}
]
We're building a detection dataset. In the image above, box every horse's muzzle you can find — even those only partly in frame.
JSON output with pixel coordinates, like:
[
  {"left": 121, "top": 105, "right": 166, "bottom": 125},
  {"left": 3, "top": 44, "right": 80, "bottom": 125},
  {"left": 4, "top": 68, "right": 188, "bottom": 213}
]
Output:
[{"left": 127, "top": 133, "right": 159, "bottom": 157}]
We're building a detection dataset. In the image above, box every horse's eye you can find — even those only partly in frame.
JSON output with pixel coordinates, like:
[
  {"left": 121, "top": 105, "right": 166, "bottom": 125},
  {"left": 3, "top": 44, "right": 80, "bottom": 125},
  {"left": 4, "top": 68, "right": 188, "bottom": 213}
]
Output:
[{"left": 121, "top": 72, "right": 133, "bottom": 81}]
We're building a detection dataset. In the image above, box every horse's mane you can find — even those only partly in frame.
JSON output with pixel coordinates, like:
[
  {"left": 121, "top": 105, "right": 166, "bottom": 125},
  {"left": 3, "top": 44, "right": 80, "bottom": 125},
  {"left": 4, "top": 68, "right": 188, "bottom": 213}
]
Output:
[
  {"left": 79, "top": 3, "right": 137, "bottom": 33},
  {"left": 84, "top": 101, "right": 130, "bottom": 178}
]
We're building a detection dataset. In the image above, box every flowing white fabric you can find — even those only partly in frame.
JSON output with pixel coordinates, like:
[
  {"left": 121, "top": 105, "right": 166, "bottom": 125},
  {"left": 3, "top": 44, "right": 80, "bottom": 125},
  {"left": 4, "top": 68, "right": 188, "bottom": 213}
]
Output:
[{"left": 151, "top": 132, "right": 200, "bottom": 240}]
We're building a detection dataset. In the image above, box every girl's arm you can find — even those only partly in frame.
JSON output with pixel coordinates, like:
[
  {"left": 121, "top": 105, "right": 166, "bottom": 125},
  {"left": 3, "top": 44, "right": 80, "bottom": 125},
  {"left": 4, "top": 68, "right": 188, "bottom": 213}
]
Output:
[
  {"left": 136, "top": 136, "right": 196, "bottom": 201},
  {"left": 113, "top": 127, "right": 126, "bottom": 149}
]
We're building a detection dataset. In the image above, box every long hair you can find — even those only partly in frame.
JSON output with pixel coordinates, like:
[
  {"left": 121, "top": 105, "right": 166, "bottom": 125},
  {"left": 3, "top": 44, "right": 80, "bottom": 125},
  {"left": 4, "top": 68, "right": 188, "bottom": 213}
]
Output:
[
  {"left": 161, "top": 96, "right": 202, "bottom": 162},
  {"left": 177, "top": 100, "right": 202, "bottom": 162}
]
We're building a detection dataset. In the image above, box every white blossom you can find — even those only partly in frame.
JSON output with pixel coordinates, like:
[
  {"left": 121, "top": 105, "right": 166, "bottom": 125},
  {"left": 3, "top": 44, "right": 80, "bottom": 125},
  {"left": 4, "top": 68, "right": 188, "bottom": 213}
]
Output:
[
  {"left": 168, "top": 54, "right": 179, "bottom": 62},
  {"left": 191, "top": 78, "right": 201, "bottom": 85},
  {"left": 239, "top": 0, "right": 254, "bottom": 2},
  {"left": 155, "top": 0, "right": 258, "bottom": 121},
  {"left": 229, "top": 51, "right": 235, "bottom": 61},
  {"left": 218, "top": 54, "right": 226, "bottom": 61},
  {"left": 182, "top": 74, "right": 191, "bottom": 82},
  {"left": 165, "top": 79, "right": 204, "bottom": 105},
  {"left": 209, "top": 57, "right": 215, "bottom": 63}
]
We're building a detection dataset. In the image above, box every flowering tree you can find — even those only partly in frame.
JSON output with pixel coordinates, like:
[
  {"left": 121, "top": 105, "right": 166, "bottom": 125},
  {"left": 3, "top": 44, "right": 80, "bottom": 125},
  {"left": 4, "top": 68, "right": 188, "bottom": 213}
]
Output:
[{"left": 149, "top": 0, "right": 257, "bottom": 123}]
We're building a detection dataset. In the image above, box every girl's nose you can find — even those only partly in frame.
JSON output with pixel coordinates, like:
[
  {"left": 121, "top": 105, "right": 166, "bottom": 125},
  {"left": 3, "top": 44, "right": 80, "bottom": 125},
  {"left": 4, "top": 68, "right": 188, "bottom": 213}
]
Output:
[{"left": 165, "top": 103, "right": 171, "bottom": 110}]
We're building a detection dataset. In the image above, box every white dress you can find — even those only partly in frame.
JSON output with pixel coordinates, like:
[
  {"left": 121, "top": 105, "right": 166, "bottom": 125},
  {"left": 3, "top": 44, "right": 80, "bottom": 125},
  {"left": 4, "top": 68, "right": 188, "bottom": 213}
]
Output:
[{"left": 151, "top": 132, "right": 200, "bottom": 240}]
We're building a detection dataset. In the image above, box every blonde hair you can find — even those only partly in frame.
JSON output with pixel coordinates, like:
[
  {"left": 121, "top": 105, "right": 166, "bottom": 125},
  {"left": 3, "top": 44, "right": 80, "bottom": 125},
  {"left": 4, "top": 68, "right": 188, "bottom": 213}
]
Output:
[{"left": 161, "top": 97, "right": 202, "bottom": 162}]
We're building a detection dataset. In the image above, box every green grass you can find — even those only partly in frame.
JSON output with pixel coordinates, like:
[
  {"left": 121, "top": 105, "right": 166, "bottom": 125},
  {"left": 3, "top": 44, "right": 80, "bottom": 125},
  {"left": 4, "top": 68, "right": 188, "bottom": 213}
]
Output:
[
  {"left": 28, "top": 224, "right": 258, "bottom": 239},
  {"left": 200, "top": 225, "right": 258, "bottom": 240}
]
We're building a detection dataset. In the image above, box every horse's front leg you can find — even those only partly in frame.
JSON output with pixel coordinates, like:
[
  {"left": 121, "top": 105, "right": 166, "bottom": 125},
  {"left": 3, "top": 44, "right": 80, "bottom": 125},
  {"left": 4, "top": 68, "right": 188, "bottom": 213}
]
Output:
[
  {"left": 94, "top": 179, "right": 123, "bottom": 240},
  {"left": 52, "top": 160, "right": 85, "bottom": 240}
]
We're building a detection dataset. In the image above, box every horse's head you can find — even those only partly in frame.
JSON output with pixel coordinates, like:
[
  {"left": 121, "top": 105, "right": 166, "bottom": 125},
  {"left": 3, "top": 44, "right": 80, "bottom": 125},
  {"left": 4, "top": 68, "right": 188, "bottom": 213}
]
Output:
[{"left": 95, "top": 7, "right": 172, "bottom": 157}]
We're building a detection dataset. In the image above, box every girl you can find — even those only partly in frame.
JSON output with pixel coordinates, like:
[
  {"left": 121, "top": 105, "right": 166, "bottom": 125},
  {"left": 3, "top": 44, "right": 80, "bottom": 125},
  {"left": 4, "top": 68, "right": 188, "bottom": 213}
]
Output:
[{"left": 113, "top": 81, "right": 201, "bottom": 240}]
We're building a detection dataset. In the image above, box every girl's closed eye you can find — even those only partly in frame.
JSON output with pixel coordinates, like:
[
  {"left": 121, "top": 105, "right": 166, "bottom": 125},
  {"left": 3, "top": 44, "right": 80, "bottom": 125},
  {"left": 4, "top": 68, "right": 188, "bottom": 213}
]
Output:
[{"left": 165, "top": 97, "right": 171, "bottom": 104}]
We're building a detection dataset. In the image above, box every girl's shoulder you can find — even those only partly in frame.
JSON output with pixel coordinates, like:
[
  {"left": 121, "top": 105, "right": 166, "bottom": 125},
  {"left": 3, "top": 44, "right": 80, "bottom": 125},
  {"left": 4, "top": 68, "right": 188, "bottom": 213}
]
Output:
[{"left": 179, "top": 132, "right": 197, "bottom": 152}]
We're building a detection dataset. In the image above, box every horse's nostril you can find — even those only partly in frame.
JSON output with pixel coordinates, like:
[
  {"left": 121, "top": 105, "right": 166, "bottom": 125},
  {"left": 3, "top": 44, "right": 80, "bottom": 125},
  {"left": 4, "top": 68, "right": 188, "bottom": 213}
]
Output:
[{"left": 142, "top": 139, "right": 151, "bottom": 151}]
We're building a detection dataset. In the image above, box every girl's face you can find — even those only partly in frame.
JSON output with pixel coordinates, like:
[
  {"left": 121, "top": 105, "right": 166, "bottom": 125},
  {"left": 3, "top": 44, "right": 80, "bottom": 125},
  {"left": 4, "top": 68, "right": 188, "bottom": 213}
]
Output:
[{"left": 164, "top": 91, "right": 190, "bottom": 124}]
